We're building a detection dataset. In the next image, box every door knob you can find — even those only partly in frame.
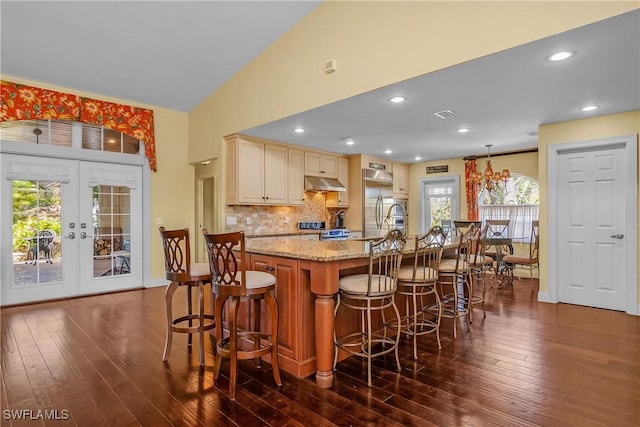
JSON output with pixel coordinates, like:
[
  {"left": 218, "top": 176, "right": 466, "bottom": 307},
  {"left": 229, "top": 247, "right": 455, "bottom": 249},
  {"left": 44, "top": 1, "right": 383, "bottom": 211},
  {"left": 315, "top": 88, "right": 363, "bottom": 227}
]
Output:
[
  {"left": 609, "top": 234, "right": 624, "bottom": 239},
  {"left": 66, "top": 232, "right": 76, "bottom": 239},
  {"left": 80, "top": 231, "right": 94, "bottom": 239}
]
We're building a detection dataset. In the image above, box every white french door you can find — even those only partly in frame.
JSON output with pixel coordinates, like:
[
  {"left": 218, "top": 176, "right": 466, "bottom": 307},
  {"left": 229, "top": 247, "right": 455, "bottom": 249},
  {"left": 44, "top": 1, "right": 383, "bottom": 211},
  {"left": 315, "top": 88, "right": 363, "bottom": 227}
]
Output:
[
  {"left": 1, "top": 154, "right": 142, "bottom": 305},
  {"left": 552, "top": 136, "right": 637, "bottom": 313}
]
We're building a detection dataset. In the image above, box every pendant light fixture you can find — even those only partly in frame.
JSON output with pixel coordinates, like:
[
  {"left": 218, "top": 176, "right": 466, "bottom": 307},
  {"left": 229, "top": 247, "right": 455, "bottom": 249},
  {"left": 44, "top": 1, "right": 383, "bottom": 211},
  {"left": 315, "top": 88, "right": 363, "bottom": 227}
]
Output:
[{"left": 469, "top": 144, "right": 511, "bottom": 191}]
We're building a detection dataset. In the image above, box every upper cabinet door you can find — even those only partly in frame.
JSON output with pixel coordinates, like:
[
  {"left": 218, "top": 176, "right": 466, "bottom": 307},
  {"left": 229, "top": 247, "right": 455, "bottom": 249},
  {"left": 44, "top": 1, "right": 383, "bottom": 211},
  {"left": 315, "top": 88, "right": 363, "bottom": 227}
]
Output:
[
  {"left": 288, "top": 149, "right": 305, "bottom": 205},
  {"left": 305, "top": 152, "right": 338, "bottom": 179},
  {"left": 238, "top": 139, "right": 267, "bottom": 204},
  {"left": 393, "top": 163, "right": 409, "bottom": 197},
  {"left": 337, "top": 157, "right": 350, "bottom": 206},
  {"left": 264, "top": 144, "right": 288, "bottom": 204}
]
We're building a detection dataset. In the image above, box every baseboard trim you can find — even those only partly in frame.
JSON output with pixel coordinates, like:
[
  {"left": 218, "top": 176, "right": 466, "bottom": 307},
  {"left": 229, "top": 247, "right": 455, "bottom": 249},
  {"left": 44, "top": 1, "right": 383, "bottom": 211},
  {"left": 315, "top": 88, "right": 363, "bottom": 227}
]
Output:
[
  {"left": 537, "top": 290, "right": 551, "bottom": 303},
  {"left": 145, "top": 278, "right": 168, "bottom": 288}
]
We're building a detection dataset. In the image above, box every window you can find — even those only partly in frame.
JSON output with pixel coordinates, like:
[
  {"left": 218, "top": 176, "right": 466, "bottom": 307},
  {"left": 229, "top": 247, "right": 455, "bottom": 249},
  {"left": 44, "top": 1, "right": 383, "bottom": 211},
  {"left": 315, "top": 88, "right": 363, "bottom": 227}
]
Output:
[
  {"left": 478, "top": 174, "right": 539, "bottom": 240},
  {"left": 0, "top": 119, "right": 140, "bottom": 154},
  {"left": 420, "top": 176, "right": 459, "bottom": 234}
]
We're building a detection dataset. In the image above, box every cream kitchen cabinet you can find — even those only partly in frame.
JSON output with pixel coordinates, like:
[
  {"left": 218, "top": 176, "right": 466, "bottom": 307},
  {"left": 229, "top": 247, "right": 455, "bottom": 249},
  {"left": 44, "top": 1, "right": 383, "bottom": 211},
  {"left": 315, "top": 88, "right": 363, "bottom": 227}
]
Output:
[
  {"left": 326, "top": 156, "right": 350, "bottom": 207},
  {"left": 304, "top": 151, "right": 338, "bottom": 178},
  {"left": 288, "top": 148, "right": 305, "bottom": 205},
  {"left": 226, "top": 135, "right": 287, "bottom": 205},
  {"left": 392, "top": 162, "right": 409, "bottom": 198}
]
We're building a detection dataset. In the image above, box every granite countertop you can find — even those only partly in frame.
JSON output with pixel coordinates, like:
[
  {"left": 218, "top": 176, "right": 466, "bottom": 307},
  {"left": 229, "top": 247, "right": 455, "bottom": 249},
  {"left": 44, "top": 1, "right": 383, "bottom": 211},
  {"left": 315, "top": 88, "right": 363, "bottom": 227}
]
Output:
[
  {"left": 246, "top": 239, "right": 375, "bottom": 261},
  {"left": 245, "top": 237, "right": 435, "bottom": 262},
  {"left": 244, "top": 230, "right": 321, "bottom": 238}
]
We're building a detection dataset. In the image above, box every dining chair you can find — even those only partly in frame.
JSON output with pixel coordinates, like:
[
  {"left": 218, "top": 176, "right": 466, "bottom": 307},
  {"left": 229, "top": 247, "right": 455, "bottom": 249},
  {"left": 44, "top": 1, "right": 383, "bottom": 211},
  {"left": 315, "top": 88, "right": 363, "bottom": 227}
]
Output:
[
  {"left": 333, "top": 229, "right": 406, "bottom": 386},
  {"left": 502, "top": 220, "right": 539, "bottom": 293},
  {"left": 440, "top": 220, "right": 453, "bottom": 237},
  {"left": 437, "top": 224, "right": 475, "bottom": 339},
  {"left": 202, "top": 230, "right": 281, "bottom": 401},
  {"left": 468, "top": 226, "right": 494, "bottom": 322},
  {"left": 483, "top": 219, "right": 511, "bottom": 266},
  {"left": 453, "top": 220, "right": 482, "bottom": 236},
  {"left": 159, "top": 227, "right": 215, "bottom": 367},
  {"left": 395, "top": 226, "right": 444, "bottom": 359}
]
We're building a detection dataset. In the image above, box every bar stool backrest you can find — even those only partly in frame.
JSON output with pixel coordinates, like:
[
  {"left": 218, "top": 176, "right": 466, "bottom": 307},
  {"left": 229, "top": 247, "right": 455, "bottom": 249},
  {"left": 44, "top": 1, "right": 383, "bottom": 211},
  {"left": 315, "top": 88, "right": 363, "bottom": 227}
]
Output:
[
  {"left": 366, "top": 229, "right": 406, "bottom": 296},
  {"left": 202, "top": 231, "right": 248, "bottom": 297},
  {"left": 159, "top": 227, "right": 192, "bottom": 282},
  {"left": 410, "top": 226, "right": 444, "bottom": 282}
]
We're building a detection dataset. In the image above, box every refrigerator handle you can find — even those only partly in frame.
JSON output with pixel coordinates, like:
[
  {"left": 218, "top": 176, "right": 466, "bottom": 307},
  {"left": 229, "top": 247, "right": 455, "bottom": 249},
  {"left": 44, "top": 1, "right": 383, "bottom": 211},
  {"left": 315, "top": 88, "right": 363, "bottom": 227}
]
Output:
[{"left": 375, "top": 194, "right": 381, "bottom": 229}]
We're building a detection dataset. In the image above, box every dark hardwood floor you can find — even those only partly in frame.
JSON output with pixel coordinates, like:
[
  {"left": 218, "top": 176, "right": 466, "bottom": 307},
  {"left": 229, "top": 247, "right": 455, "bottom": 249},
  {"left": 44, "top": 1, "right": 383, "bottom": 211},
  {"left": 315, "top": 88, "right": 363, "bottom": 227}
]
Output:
[{"left": 1, "top": 279, "right": 638, "bottom": 426}]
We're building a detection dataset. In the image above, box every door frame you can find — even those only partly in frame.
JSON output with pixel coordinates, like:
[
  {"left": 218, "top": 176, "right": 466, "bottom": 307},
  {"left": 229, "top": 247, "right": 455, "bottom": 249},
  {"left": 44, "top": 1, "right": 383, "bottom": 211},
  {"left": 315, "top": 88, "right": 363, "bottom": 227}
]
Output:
[
  {"left": 0, "top": 139, "right": 153, "bottom": 301},
  {"left": 547, "top": 134, "right": 638, "bottom": 315},
  {"left": 418, "top": 175, "right": 460, "bottom": 235}
]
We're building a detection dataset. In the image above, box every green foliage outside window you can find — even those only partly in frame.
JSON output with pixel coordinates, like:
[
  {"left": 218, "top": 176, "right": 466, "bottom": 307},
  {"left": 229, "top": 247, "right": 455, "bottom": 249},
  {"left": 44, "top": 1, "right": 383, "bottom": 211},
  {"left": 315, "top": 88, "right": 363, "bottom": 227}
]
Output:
[
  {"left": 479, "top": 175, "right": 539, "bottom": 206},
  {"left": 12, "top": 180, "right": 62, "bottom": 256}
]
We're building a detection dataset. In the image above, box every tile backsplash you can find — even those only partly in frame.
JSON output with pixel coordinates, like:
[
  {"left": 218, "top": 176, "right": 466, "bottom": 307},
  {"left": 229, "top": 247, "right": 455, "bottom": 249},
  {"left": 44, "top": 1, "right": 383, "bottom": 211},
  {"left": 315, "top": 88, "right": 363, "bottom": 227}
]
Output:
[{"left": 224, "top": 192, "right": 341, "bottom": 234}]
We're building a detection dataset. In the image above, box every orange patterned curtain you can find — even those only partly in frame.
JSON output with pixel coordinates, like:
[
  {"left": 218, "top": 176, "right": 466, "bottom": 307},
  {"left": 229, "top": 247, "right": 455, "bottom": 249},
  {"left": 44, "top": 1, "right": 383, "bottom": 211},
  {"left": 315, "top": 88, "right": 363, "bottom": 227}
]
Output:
[
  {"left": 80, "top": 98, "right": 156, "bottom": 171},
  {"left": 465, "top": 160, "right": 479, "bottom": 221},
  {"left": 1, "top": 80, "right": 157, "bottom": 171},
  {"left": 1, "top": 81, "right": 81, "bottom": 121}
]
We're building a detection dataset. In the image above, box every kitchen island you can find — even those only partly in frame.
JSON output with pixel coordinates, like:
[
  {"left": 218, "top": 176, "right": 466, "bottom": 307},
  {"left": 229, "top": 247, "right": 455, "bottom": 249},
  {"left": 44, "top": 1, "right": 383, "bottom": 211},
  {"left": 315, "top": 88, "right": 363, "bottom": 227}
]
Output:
[{"left": 245, "top": 237, "right": 433, "bottom": 388}]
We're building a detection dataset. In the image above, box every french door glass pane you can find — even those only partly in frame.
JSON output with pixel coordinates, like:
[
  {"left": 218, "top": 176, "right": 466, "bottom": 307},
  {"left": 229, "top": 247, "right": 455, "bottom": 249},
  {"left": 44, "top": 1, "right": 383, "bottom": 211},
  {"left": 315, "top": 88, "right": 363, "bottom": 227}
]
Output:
[
  {"left": 92, "top": 185, "right": 131, "bottom": 277},
  {"left": 12, "top": 180, "right": 62, "bottom": 285}
]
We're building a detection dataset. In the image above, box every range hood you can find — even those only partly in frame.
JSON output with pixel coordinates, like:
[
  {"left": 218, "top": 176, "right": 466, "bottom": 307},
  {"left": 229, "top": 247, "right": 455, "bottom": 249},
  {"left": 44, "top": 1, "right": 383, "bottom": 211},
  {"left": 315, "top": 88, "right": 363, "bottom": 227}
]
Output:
[{"left": 304, "top": 176, "right": 346, "bottom": 192}]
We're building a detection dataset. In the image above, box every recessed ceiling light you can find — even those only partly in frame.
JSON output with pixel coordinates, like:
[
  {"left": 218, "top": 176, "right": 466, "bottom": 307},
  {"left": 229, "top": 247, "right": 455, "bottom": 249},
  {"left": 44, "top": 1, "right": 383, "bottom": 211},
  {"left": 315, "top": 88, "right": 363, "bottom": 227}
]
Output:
[
  {"left": 457, "top": 128, "right": 470, "bottom": 133},
  {"left": 389, "top": 96, "right": 406, "bottom": 103},
  {"left": 384, "top": 149, "right": 392, "bottom": 154},
  {"left": 345, "top": 139, "right": 355, "bottom": 146},
  {"left": 549, "top": 51, "right": 573, "bottom": 61},
  {"left": 293, "top": 127, "right": 305, "bottom": 133},
  {"left": 414, "top": 156, "right": 422, "bottom": 161},
  {"left": 580, "top": 105, "right": 599, "bottom": 112}
]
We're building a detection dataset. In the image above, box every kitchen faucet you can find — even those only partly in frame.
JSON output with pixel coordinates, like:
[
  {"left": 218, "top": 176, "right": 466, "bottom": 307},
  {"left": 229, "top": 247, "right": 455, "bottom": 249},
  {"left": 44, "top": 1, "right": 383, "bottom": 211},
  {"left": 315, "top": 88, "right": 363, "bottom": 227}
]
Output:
[{"left": 384, "top": 202, "right": 407, "bottom": 236}]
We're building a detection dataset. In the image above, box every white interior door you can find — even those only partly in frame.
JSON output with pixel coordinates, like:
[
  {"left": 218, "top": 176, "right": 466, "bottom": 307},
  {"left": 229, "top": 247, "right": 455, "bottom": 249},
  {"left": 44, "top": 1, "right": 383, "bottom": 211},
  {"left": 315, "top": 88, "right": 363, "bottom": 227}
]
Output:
[
  {"left": 556, "top": 142, "right": 630, "bottom": 311},
  {"left": 1, "top": 154, "right": 142, "bottom": 305}
]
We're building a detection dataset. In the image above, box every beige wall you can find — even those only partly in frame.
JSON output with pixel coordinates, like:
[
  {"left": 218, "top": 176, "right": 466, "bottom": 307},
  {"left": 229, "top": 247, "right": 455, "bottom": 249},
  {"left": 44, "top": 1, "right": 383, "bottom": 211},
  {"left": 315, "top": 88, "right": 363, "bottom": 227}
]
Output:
[
  {"left": 2, "top": 75, "right": 192, "bottom": 280},
  {"left": 407, "top": 151, "right": 539, "bottom": 234},
  {"left": 188, "top": 1, "right": 637, "bottom": 233},
  {"left": 538, "top": 110, "right": 640, "bottom": 301}
]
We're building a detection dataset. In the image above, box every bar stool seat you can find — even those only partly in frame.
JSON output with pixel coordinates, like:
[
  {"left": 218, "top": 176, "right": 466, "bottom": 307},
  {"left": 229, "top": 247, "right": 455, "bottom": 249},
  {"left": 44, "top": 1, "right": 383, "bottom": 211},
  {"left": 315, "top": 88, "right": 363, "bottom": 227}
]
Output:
[
  {"left": 203, "top": 230, "right": 281, "bottom": 401},
  {"left": 159, "top": 227, "right": 215, "bottom": 367}
]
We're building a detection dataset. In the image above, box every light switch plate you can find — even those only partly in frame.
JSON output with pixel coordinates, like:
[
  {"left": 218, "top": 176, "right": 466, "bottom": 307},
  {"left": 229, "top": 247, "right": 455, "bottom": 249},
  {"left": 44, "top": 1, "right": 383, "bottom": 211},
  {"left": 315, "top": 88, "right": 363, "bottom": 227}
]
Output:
[{"left": 226, "top": 216, "right": 237, "bottom": 225}]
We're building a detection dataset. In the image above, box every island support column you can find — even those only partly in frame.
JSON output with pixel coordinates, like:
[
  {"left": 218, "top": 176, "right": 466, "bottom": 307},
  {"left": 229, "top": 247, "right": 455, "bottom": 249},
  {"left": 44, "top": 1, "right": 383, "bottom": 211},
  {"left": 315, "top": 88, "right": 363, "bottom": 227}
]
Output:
[{"left": 304, "top": 260, "right": 340, "bottom": 388}]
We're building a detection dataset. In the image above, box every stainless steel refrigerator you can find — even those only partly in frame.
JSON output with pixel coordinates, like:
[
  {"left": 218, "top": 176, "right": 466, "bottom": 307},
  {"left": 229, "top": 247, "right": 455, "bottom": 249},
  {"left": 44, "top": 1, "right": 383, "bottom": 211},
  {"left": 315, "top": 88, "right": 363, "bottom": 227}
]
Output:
[{"left": 362, "top": 169, "right": 407, "bottom": 238}]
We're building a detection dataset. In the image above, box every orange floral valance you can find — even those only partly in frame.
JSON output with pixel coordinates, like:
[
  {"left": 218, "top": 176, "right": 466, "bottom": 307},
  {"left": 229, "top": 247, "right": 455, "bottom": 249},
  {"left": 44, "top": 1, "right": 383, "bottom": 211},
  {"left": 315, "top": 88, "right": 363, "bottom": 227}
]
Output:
[{"left": 0, "top": 80, "right": 157, "bottom": 171}]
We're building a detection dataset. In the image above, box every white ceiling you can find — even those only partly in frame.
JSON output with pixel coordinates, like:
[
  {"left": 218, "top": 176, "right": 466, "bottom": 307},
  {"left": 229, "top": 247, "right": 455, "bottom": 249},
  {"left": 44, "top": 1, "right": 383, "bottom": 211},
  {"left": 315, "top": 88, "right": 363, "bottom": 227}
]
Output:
[
  {"left": 0, "top": 1, "right": 321, "bottom": 111},
  {"left": 2, "top": 3, "right": 638, "bottom": 163}
]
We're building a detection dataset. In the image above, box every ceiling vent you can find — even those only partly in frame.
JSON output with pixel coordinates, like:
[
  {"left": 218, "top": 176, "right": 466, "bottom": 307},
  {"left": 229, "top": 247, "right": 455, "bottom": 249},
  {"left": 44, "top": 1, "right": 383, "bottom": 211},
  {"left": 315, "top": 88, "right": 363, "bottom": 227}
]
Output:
[{"left": 433, "top": 109, "right": 456, "bottom": 119}]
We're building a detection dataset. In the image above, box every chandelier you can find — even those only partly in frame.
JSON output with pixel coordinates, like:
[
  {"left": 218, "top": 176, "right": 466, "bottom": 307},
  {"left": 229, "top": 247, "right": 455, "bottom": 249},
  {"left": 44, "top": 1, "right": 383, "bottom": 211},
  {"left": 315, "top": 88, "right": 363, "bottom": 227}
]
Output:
[{"left": 469, "top": 144, "right": 511, "bottom": 191}]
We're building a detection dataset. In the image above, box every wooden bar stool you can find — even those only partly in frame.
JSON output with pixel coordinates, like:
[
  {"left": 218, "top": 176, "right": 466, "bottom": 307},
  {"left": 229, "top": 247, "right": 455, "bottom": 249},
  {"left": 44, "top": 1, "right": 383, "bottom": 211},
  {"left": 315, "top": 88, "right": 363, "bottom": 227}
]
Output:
[
  {"left": 202, "top": 230, "right": 281, "bottom": 401},
  {"left": 159, "top": 227, "right": 215, "bottom": 367}
]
